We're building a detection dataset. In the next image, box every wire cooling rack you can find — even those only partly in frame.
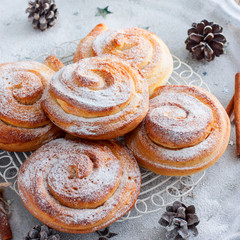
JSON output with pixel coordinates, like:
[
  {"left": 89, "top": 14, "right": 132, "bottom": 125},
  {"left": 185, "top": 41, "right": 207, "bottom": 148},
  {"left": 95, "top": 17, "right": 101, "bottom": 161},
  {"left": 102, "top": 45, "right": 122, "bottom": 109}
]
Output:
[{"left": 0, "top": 40, "right": 208, "bottom": 221}]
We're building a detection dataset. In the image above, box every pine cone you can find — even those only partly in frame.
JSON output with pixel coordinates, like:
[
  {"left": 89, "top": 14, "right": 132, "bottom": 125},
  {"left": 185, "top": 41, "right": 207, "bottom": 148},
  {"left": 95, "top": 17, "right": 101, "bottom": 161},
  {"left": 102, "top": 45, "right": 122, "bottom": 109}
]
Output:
[
  {"left": 185, "top": 19, "right": 226, "bottom": 61},
  {"left": 25, "top": 224, "right": 61, "bottom": 240},
  {"left": 26, "top": 0, "right": 59, "bottom": 31},
  {"left": 159, "top": 201, "right": 200, "bottom": 240}
]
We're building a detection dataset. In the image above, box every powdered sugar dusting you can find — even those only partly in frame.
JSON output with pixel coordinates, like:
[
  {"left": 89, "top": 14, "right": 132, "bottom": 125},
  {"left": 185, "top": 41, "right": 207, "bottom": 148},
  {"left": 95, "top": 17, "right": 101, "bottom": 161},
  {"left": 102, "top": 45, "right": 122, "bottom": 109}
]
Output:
[
  {"left": 92, "top": 27, "right": 171, "bottom": 77},
  {"left": 18, "top": 138, "right": 141, "bottom": 232},
  {"left": 127, "top": 85, "right": 230, "bottom": 172},
  {"left": 47, "top": 149, "right": 122, "bottom": 208},
  {"left": 50, "top": 57, "right": 134, "bottom": 115},
  {"left": 42, "top": 57, "right": 149, "bottom": 139},
  {"left": 0, "top": 61, "right": 54, "bottom": 126},
  {"left": 0, "top": 61, "right": 62, "bottom": 149},
  {"left": 93, "top": 28, "right": 151, "bottom": 67},
  {"left": 146, "top": 91, "right": 213, "bottom": 147}
]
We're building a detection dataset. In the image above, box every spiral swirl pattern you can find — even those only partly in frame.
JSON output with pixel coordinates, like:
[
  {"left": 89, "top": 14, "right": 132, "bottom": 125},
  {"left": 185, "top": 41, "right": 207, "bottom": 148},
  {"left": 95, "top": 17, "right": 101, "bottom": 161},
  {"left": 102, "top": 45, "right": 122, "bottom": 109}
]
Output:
[
  {"left": 126, "top": 85, "right": 230, "bottom": 176},
  {"left": 42, "top": 56, "right": 149, "bottom": 139},
  {"left": 73, "top": 23, "right": 173, "bottom": 95},
  {"left": 0, "top": 61, "right": 63, "bottom": 152},
  {"left": 17, "top": 138, "right": 141, "bottom": 233}
]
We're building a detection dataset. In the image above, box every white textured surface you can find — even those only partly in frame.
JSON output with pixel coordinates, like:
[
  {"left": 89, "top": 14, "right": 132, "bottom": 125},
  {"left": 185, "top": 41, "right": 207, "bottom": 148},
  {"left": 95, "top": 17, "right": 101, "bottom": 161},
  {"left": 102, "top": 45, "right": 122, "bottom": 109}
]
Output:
[{"left": 0, "top": 0, "right": 240, "bottom": 239}]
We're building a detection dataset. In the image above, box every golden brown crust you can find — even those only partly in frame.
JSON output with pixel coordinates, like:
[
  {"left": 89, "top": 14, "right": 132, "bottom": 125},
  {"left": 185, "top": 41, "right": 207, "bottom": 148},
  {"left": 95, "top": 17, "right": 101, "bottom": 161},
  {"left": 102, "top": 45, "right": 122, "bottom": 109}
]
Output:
[
  {"left": 73, "top": 23, "right": 173, "bottom": 95},
  {"left": 43, "top": 54, "right": 65, "bottom": 72},
  {"left": 0, "top": 60, "right": 64, "bottom": 152},
  {"left": 73, "top": 23, "right": 108, "bottom": 61},
  {"left": 125, "top": 85, "right": 231, "bottom": 176},
  {"left": 17, "top": 138, "right": 141, "bottom": 233},
  {"left": 0, "top": 123, "right": 64, "bottom": 152},
  {"left": 42, "top": 56, "right": 149, "bottom": 140}
]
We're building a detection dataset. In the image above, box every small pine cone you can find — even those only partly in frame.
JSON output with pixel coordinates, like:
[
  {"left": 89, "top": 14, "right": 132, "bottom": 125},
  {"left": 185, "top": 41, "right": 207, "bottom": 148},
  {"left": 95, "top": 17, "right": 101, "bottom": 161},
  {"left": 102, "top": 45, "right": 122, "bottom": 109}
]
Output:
[
  {"left": 25, "top": 224, "right": 61, "bottom": 240},
  {"left": 26, "top": 0, "right": 59, "bottom": 31},
  {"left": 185, "top": 19, "right": 226, "bottom": 62},
  {"left": 159, "top": 201, "right": 200, "bottom": 240}
]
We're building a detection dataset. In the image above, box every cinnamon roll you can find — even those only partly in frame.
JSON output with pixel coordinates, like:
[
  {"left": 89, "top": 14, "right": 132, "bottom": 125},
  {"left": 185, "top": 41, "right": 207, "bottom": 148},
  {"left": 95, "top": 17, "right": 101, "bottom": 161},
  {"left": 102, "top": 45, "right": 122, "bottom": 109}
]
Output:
[
  {"left": 42, "top": 56, "right": 149, "bottom": 139},
  {"left": 17, "top": 138, "right": 141, "bottom": 233},
  {"left": 126, "top": 85, "right": 230, "bottom": 176},
  {"left": 0, "top": 58, "right": 64, "bottom": 152},
  {"left": 73, "top": 23, "right": 173, "bottom": 95}
]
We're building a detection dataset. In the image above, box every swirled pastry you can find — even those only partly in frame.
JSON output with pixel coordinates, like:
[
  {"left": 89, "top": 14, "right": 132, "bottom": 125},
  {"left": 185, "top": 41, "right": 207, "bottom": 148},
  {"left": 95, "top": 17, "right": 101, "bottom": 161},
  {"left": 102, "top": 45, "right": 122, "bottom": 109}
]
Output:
[
  {"left": 42, "top": 56, "right": 149, "bottom": 139},
  {"left": 126, "top": 85, "right": 230, "bottom": 176},
  {"left": 0, "top": 59, "right": 64, "bottom": 152},
  {"left": 17, "top": 138, "right": 141, "bottom": 233},
  {"left": 73, "top": 23, "right": 173, "bottom": 95}
]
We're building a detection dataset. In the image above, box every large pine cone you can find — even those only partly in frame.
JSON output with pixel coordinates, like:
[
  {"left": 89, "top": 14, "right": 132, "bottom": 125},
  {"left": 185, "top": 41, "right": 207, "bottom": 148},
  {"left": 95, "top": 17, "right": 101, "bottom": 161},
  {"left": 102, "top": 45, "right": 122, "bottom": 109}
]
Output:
[
  {"left": 185, "top": 19, "right": 226, "bottom": 62},
  {"left": 26, "top": 0, "right": 59, "bottom": 31}
]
